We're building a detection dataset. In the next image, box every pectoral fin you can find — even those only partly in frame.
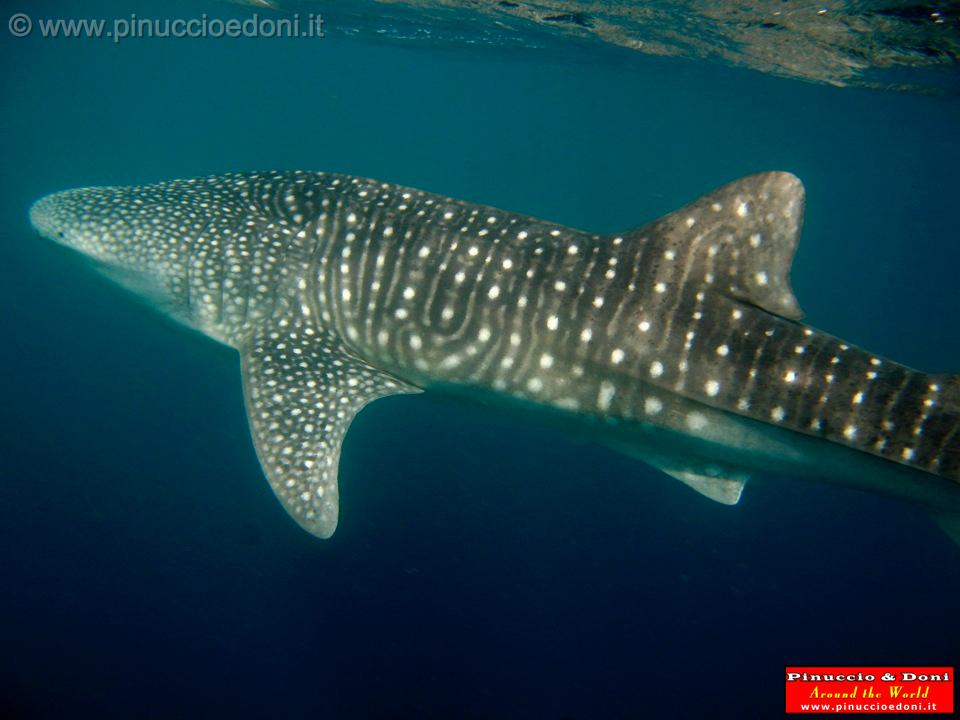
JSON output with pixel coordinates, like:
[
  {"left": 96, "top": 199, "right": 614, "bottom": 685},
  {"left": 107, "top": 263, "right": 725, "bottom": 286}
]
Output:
[{"left": 241, "top": 306, "right": 419, "bottom": 538}]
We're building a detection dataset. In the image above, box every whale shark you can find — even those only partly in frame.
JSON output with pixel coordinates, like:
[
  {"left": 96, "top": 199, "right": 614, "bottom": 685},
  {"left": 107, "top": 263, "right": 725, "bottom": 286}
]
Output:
[{"left": 29, "top": 171, "right": 960, "bottom": 544}]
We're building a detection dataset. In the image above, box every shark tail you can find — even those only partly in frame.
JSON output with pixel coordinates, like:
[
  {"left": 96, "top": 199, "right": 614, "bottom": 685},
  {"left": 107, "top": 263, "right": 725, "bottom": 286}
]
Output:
[
  {"left": 931, "top": 374, "right": 960, "bottom": 551},
  {"left": 897, "top": 371, "right": 960, "bottom": 482},
  {"left": 936, "top": 373, "right": 960, "bottom": 479}
]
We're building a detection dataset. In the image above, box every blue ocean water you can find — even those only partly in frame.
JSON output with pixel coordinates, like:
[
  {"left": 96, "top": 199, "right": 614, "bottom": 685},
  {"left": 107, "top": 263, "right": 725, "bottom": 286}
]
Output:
[{"left": 2, "top": 1, "right": 959, "bottom": 717}]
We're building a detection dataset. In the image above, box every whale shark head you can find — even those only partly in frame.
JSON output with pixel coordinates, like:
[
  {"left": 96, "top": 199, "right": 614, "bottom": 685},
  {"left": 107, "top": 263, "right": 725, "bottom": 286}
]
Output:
[
  {"left": 29, "top": 177, "right": 284, "bottom": 344},
  {"left": 31, "top": 185, "right": 192, "bottom": 314}
]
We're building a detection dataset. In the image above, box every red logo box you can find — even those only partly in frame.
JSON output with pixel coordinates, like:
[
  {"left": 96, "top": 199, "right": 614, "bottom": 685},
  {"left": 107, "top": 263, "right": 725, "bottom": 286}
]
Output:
[{"left": 785, "top": 666, "right": 953, "bottom": 714}]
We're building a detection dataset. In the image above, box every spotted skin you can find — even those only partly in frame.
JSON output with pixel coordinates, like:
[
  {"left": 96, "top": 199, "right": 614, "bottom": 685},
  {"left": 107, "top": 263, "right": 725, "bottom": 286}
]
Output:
[
  {"left": 30, "top": 171, "right": 960, "bottom": 538},
  {"left": 243, "top": 300, "right": 417, "bottom": 536}
]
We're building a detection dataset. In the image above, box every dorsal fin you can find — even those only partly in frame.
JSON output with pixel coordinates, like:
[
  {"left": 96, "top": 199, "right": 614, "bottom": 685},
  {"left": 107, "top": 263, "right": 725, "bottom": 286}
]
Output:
[{"left": 631, "top": 171, "right": 805, "bottom": 319}]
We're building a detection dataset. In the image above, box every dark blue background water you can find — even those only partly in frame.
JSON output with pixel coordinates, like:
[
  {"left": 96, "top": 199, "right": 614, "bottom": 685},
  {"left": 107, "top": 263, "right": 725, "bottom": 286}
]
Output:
[{"left": 2, "top": 1, "right": 959, "bottom": 717}]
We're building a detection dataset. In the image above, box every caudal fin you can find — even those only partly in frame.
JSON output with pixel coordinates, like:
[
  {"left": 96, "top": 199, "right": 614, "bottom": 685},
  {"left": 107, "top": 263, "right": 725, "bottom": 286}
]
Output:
[{"left": 929, "top": 373, "right": 960, "bottom": 481}]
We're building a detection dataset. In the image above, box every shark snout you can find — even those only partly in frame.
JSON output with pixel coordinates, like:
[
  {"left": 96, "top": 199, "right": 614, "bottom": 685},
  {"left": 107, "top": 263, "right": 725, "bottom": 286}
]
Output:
[
  {"left": 29, "top": 193, "right": 68, "bottom": 244},
  {"left": 29, "top": 187, "right": 122, "bottom": 262}
]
